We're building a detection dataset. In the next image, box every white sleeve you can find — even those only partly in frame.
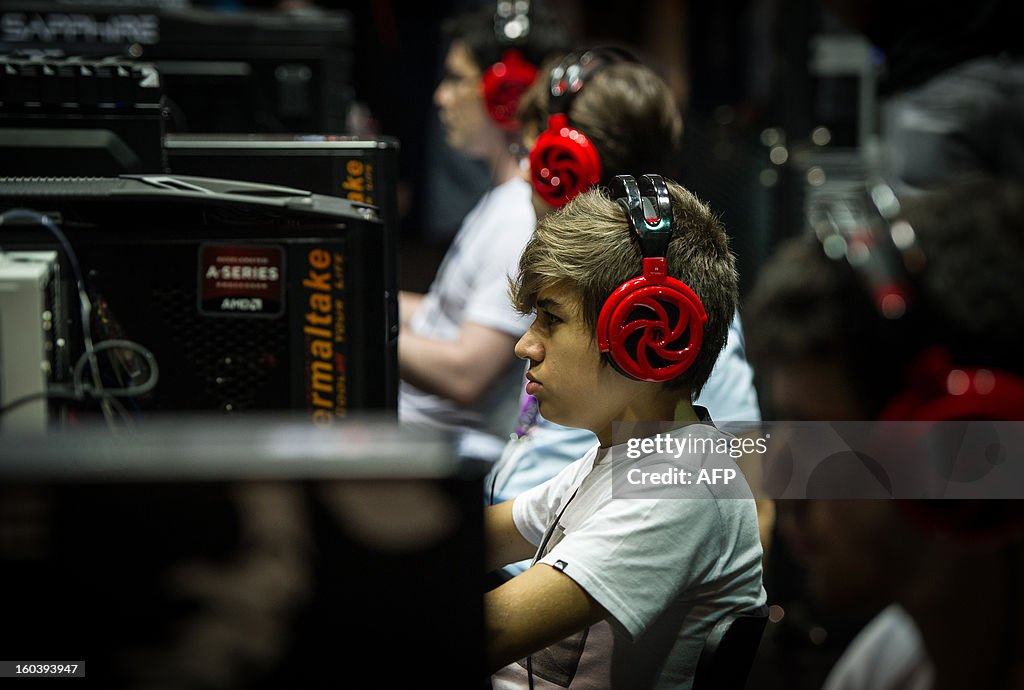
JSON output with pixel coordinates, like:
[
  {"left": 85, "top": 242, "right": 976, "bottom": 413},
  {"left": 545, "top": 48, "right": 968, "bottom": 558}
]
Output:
[
  {"left": 486, "top": 418, "right": 598, "bottom": 506},
  {"left": 510, "top": 454, "right": 593, "bottom": 547},
  {"left": 695, "top": 310, "right": 761, "bottom": 422},
  {"left": 537, "top": 487, "right": 763, "bottom": 640},
  {"left": 462, "top": 181, "right": 536, "bottom": 335},
  {"left": 823, "top": 605, "right": 933, "bottom": 690}
]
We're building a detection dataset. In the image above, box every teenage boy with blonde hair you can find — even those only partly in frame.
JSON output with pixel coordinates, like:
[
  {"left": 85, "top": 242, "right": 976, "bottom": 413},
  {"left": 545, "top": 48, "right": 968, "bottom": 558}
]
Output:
[
  {"left": 485, "top": 174, "right": 766, "bottom": 689},
  {"left": 485, "top": 50, "right": 763, "bottom": 579}
]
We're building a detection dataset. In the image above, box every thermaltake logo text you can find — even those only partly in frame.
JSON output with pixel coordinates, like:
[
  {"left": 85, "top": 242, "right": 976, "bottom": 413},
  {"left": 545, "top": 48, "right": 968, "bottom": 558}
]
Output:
[
  {"left": 302, "top": 248, "right": 347, "bottom": 426},
  {"left": 1, "top": 12, "right": 159, "bottom": 45},
  {"left": 341, "top": 159, "right": 373, "bottom": 205}
]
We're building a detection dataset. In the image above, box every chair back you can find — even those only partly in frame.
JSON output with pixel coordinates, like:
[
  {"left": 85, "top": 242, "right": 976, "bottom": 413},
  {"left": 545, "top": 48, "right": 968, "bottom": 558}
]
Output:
[{"left": 693, "top": 606, "right": 769, "bottom": 690}]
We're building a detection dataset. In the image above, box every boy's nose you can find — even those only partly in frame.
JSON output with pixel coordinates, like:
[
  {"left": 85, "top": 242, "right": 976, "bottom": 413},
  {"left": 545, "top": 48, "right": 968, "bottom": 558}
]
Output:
[
  {"left": 515, "top": 324, "right": 543, "bottom": 362},
  {"left": 433, "top": 82, "right": 447, "bottom": 108}
]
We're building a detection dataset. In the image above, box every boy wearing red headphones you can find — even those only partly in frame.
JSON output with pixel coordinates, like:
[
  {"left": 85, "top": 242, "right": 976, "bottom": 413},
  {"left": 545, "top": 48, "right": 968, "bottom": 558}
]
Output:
[
  {"left": 485, "top": 49, "right": 766, "bottom": 583},
  {"left": 516, "top": 48, "right": 685, "bottom": 217},
  {"left": 485, "top": 175, "right": 766, "bottom": 689},
  {"left": 398, "top": 3, "right": 568, "bottom": 459},
  {"left": 744, "top": 176, "right": 1024, "bottom": 689}
]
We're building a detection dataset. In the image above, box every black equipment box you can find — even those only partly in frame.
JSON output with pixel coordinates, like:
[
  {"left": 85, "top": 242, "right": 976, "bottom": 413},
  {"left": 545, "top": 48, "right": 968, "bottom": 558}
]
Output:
[
  {"left": 0, "top": 54, "right": 168, "bottom": 175},
  {"left": 0, "top": 2, "right": 354, "bottom": 134},
  {"left": 166, "top": 134, "right": 402, "bottom": 400},
  {"left": 0, "top": 174, "right": 396, "bottom": 421}
]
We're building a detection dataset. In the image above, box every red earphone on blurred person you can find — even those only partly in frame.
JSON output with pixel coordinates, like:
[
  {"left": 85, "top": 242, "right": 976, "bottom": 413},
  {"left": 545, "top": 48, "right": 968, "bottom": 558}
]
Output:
[
  {"left": 528, "top": 48, "right": 634, "bottom": 208},
  {"left": 481, "top": 0, "right": 538, "bottom": 131}
]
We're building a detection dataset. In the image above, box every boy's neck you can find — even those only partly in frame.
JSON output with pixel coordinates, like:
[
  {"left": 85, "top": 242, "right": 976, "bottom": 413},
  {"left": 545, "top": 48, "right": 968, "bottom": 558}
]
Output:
[
  {"left": 489, "top": 146, "right": 522, "bottom": 186},
  {"left": 595, "top": 389, "right": 690, "bottom": 447},
  {"left": 675, "top": 400, "right": 699, "bottom": 423}
]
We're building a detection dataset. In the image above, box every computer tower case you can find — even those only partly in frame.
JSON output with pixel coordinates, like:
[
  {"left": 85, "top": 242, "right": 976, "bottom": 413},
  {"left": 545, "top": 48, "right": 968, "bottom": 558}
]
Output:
[
  {"left": 0, "top": 174, "right": 396, "bottom": 423},
  {"left": 165, "top": 135, "right": 401, "bottom": 403}
]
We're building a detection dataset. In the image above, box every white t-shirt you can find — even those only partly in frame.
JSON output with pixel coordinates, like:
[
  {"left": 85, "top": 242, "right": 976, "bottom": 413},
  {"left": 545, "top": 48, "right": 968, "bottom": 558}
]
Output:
[
  {"left": 493, "top": 418, "right": 767, "bottom": 689},
  {"left": 823, "top": 605, "right": 933, "bottom": 690},
  {"left": 399, "top": 177, "right": 535, "bottom": 444}
]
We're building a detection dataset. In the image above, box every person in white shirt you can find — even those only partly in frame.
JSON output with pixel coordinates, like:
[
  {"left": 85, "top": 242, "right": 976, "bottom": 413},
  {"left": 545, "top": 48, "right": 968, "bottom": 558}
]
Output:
[
  {"left": 485, "top": 175, "right": 766, "bottom": 689},
  {"left": 399, "top": 3, "right": 568, "bottom": 460},
  {"left": 485, "top": 48, "right": 764, "bottom": 584}
]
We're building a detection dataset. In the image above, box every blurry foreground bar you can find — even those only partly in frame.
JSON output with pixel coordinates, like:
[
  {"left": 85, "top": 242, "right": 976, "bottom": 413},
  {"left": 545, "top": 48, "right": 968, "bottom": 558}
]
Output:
[{"left": 0, "top": 414, "right": 487, "bottom": 688}]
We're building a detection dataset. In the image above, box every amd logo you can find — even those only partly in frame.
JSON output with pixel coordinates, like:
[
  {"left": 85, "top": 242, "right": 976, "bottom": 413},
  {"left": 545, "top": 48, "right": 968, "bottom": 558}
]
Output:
[
  {"left": 220, "top": 297, "right": 264, "bottom": 312},
  {"left": 1, "top": 12, "right": 159, "bottom": 45}
]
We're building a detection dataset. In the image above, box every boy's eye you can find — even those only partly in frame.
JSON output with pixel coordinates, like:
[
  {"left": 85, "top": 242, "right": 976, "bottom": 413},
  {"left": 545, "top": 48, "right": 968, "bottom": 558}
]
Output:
[
  {"left": 442, "top": 70, "right": 474, "bottom": 85},
  {"left": 537, "top": 309, "right": 563, "bottom": 328}
]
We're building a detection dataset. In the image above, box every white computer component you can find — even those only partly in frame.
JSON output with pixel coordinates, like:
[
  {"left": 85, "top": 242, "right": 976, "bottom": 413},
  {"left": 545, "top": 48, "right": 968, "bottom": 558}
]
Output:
[{"left": 0, "top": 251, "right": 60, "bottom": 432}]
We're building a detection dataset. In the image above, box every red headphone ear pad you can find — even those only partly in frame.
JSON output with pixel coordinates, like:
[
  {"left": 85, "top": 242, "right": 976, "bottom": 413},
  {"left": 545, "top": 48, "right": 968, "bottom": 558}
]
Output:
[
  {"left": 528, "top": 114, "right": 602, "bottom": 208},
  {"left": 481, "top": 50, "right": 537, "bottom": 131},
  {"left": 596, "top": 276, "right": 708, "bottom": 383},
  {"left": 874, "top": 349, "right": 1024, "bottom": 537},
  {"left": 880, "top": 349, "right": 1024, "bottom": 421}
]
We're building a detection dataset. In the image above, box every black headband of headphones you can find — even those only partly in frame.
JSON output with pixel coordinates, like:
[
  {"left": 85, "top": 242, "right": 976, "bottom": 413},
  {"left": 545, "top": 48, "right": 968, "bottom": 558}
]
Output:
[{"left": 547, "top": 46, "right": 637, "bottom": 114}]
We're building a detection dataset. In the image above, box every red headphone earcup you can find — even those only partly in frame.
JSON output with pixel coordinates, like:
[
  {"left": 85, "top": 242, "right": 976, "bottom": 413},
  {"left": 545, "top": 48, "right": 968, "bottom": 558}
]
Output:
[
  {"left": 879, "top": 350, "right": 1024, "bottom": 538},
  {"left": 481, "top": 51, "right": 537, "bottom": 131},
  {"left": 596, "top": 277, "right": 707, "bottom": 382},
  {"left": 528, "top": 118, "right": 602, "bottom": 208},
  {"left": 880, "top": 350, "right": 1024, "bottom": 422}
]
